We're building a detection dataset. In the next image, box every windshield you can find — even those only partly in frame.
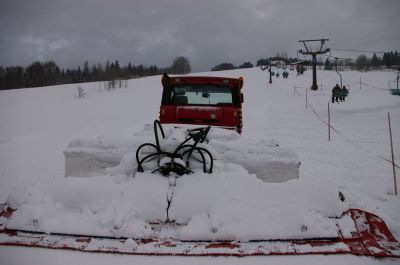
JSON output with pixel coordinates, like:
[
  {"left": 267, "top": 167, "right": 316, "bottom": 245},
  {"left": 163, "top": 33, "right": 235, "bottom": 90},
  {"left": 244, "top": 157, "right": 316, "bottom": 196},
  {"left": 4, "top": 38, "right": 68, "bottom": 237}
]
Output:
[{"left": 164, "top": 85, "right": 235, "bottom": 105}]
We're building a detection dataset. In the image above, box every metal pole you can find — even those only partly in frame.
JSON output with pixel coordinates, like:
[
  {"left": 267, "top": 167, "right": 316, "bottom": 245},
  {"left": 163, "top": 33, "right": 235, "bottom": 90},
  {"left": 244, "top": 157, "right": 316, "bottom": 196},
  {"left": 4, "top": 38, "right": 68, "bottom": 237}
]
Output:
[
  {"left": 269, "top": 64, "right": 272, "bottom": 84},
  {"left": 328, "top": 103, "right": 331, "bottom": 141},
  {"left": 360, "top": 77, "right": 362, "bottom": 90},
  {"left": 335, "top": 58, "right": 342, "bottom": 88},
  {"left": 306, "top": 87, "right": 308, "bottom": 109},
  {"left": 311, "top": 54, "right": 318, "bottom": 90},
  {"left": 298, "top": 39, "right": 329, "bottom": 91},
  {"left": 388, "top": 112, "right": 397, "bottom": 195}
]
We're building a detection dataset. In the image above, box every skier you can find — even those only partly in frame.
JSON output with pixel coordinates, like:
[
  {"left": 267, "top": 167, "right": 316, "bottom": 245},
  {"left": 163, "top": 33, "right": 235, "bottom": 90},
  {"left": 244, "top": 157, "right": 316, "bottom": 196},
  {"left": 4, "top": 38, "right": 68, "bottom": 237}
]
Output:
[
  {"left": 342, "top": 86, "right": 348, "bottom": 102},
  {"left": 284, "top": 71, "right": 289, "bottom": 79},
  {"left": 332, "top": 84, "right": 340, "bottom": 103}
]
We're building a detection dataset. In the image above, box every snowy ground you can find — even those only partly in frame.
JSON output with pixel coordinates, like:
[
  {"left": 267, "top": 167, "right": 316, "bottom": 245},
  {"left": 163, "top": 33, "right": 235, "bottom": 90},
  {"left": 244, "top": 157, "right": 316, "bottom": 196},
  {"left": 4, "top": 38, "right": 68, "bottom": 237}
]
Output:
[{"left": 0, "top": 67, "right": 399, "bottom": 264}]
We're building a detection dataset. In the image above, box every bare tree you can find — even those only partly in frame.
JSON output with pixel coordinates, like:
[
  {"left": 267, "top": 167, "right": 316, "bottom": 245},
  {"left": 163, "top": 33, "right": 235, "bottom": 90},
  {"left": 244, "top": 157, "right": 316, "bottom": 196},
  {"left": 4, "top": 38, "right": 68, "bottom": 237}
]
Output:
[{"left": 77, "top": 86, "right": 85, "bottom": 98}]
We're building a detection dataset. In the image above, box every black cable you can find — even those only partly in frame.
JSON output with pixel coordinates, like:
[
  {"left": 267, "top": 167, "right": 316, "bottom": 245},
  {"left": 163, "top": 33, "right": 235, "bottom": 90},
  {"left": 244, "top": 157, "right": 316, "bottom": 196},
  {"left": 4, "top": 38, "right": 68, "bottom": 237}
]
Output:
[
  {"left": 331, "top": 48, "right": 385, "bottom": 54},
  {"left": 135, "top": 120, "right": 214, "bottom": 176},
  {"left": 153, "top": 120, "right": 165, "bottom": 151}
]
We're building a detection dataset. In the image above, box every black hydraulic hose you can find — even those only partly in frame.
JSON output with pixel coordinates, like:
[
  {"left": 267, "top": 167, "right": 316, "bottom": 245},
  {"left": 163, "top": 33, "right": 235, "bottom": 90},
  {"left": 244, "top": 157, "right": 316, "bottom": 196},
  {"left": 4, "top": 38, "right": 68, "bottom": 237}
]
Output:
[
  {"left": 153, "top": 119, "right": 165, "bottom": 151},
  {"left": 137, "top": 153, "right": 159, "bottom": 172},
  {"left": 136, "top": 120, "right": 166, "bottom": 171},
  {"left": 169, "top": 135, "right": 192, "bottom": 170},
  {"left": 170, "top": 126, "right": 210, "bottom": 170},
  {"left": 136, "top": 143, "right": 159, "bottom": 172},
  {"left": 177, "top": 127, "right": 211, "bottom": 170},
  {"left": 193, "top": 147, "right": 214, "bottom": 173},
  {"left": 135, "top": 120, "right": 213, "bottom": 175},
  {"left": 180, "top": 145, "right": 207, "bottom": 172}
]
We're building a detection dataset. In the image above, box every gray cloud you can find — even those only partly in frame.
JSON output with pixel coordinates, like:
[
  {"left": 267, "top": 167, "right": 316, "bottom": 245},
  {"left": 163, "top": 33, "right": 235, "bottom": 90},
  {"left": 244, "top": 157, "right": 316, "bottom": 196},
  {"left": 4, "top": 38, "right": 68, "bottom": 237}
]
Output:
[{"left": 0, "top": 0, "right": 399, "bottom": 71}]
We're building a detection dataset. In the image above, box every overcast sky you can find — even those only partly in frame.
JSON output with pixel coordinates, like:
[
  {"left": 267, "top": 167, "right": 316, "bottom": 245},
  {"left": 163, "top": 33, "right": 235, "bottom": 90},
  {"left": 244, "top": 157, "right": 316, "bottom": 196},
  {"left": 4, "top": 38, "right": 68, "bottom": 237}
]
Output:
[{"left": 0, "top": 0, "right": 399, "bottom": 72}]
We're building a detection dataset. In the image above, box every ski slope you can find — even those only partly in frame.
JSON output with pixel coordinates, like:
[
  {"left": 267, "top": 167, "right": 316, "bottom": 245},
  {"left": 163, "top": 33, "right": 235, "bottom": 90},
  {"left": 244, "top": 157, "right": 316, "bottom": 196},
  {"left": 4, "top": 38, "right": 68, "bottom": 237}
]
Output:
[{"left": 0, "top": 67, "right": 399, "bottom": 264}]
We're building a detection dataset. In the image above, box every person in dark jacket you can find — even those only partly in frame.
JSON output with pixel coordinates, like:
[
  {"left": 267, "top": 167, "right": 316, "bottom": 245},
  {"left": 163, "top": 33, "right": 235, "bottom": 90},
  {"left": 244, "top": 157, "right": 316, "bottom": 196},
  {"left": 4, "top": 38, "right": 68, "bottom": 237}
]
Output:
[
  {"left": 332, "top": 84, "right": 340, "bottom": 103},
  {"left": 342, "top": 86, "right": 348, "bottom": 101}
]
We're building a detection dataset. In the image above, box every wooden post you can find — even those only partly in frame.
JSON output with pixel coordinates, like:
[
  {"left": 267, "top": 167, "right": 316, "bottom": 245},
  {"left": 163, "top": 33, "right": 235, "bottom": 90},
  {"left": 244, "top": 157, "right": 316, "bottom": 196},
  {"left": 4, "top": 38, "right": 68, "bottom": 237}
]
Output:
[
  {"left": 328, "top": 103, "right": 331, "bottom": 141},
  {"left": 388, "top": 112, "right": 397, "bottom": 195}
]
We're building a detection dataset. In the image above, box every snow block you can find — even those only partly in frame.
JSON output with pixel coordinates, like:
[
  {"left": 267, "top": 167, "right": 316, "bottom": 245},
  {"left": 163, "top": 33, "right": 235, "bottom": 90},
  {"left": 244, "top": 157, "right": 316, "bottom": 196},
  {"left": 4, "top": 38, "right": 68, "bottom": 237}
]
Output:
[
  {"left": 63, "top": 125, "right": 300, "bottom": 183},
  {"left": 206, "top": 129, "right": 300, "bottom": 183}
]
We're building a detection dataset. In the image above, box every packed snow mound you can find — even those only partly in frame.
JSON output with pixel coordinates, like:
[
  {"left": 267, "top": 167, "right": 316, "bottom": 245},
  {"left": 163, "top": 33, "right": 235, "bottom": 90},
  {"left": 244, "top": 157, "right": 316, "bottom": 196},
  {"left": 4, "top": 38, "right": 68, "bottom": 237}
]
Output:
[
  {"left": 4, "top": 170, "right": 347, "bottom": 241},
  {"left": 64, "top": 124, "right": 300, "bottom": 183},
  {"left": 171, "top": 170, "right": 346, "bottom": 241},
  {"left": 5, "top": 174, "right": 168, "bottom": 238},
  {"left": 3, "top": 124, "right": 348, "bottom": 241}
]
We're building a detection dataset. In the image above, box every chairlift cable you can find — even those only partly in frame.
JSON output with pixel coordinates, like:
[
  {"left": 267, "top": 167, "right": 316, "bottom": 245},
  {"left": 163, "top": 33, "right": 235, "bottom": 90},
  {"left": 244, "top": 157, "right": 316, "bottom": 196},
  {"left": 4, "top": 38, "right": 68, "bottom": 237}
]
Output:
[{"left": 331, "top": 48, "right": 386, "bottom": 54}]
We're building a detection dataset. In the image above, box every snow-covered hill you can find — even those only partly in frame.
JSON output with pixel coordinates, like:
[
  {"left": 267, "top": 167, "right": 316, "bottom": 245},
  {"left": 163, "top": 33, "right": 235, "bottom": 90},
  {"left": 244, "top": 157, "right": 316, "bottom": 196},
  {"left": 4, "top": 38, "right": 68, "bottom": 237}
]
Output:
[{"left": 0, "top": 67, "right": 399, "bottom": 264}]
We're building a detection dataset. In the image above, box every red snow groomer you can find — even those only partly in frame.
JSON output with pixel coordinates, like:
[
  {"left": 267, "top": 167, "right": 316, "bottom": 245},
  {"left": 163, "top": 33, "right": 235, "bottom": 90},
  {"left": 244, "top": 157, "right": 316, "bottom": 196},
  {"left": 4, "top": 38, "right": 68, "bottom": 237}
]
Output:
[{"left": 159, "top": 74, "right": 244, "bottom": 133}]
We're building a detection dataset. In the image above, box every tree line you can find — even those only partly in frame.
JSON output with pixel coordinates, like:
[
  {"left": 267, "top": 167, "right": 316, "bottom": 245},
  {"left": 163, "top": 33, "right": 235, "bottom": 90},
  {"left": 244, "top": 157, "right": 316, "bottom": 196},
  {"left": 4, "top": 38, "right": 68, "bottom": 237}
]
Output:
[
  {"left": 324, "top": 51, "right": 400, "bottom": 71},
  {"left": 2, "top": 51, "right": 398, "bottom": 90},
  {"left": 211, "top": 61, "right": 254, "bottom": 71},
  {"left": 211, "top": 56, "right": 299, "bottom": 72},
  {"left": 0, "top": 56, "right": 191, "bottom": 90}
]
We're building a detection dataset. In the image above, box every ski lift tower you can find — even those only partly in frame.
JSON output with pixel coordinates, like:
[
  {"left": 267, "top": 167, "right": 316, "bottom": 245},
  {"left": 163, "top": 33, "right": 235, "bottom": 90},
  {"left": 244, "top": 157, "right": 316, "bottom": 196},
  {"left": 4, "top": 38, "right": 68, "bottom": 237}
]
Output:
[{"left": 298, "top": 39, "right": 330, "bottom": 90}]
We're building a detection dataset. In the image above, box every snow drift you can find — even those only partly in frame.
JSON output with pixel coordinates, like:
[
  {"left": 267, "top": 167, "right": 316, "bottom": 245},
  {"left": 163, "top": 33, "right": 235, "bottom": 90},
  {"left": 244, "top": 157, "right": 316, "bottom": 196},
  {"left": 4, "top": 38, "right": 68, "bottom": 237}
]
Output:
[{"left": 3, "top": 125, "right": 348, "bottom": 241}]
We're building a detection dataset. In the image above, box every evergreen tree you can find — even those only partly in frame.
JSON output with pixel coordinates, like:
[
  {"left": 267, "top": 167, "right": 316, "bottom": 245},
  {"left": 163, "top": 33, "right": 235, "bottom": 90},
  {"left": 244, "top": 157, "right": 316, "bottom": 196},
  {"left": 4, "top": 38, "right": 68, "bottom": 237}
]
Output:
[
  {"left": 211, "top": 63, "right": 236, "bottom": 71},
  {"left": 239, "top": 62, "right": 253, "bottom": 68},
  {"left": 0, "top": 67, "right": 5, "bottom": 89},
  {"left": 25, "top": 61, "right": 45, "bottom": 87},
  {"left": 256, "top": 58, "right": 269, "bottom": 67},
  {"left": 383, "top": 52, "right": 389, "bottom": 67},
  {"left": 370, "top": 53, "right": 379, "bottom": 68},
  {"left": 127, "top": 62, "right": 132, "bottom": 77},
  {"left": 3, "top": 66, "right": 24, "bottom": 89},
  {"left": 137, "top": 64, "right": 144, "bottom": 77},
  {"left": 83, "top": 61, "right": 90, "bottom": 82},
  {"left": 76, "top": 66, "right": 82, "bottom": 82},
  {"left": 43, "top": 61, "right": 61, "bottom": 85},
  {"left": 355, "top": 55, "right": 369, "bottom": 71}
]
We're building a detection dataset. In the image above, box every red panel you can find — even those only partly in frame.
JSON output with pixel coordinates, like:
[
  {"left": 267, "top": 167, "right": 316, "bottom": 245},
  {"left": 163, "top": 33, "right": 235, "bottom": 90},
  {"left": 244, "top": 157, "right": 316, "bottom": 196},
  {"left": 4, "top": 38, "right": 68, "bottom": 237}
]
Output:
[
  {"left": 159, "top": 106, "right": 176, "bottom": 124},
  {"left": 176, "top": 106, "right": 222, "bottom": 124},
  {"left": 168, "top": 76, "right": 239, "bottom": 89},
  {"left": 161, "top": 105, "right": 241, "bottom": 131}
]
